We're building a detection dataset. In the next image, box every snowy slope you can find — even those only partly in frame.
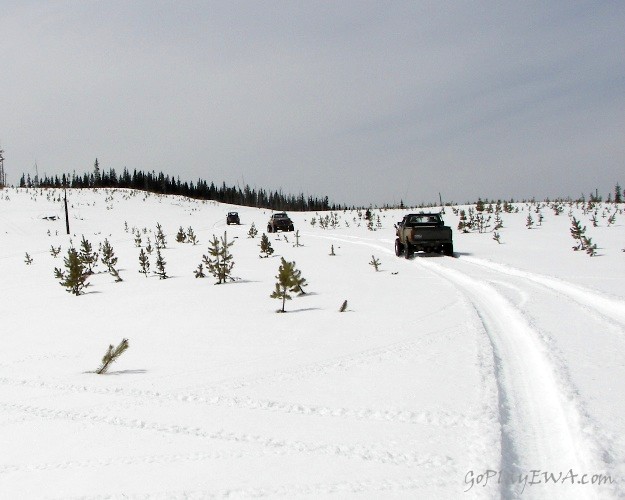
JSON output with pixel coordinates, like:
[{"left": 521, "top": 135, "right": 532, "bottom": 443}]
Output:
[{"left": 0, "top": 188, "right": 624, "bottom": 499}]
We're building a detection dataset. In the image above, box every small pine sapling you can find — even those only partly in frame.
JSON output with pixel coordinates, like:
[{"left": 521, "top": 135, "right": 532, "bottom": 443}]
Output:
[
  {"left": 24, "top": 252, "right": 33, "bottom": 265},
  {"left": 175, "top": 226, "right": 187, "bottom": 243},
  {"left": 79, "top": 235, "right": 98, "bottom": 274},
  {"left": 329, "top": 244, "right": 336, "bottom": 256},
  {"left": 259, "top": 233, "right": 274, "bottom": 258},
  {"left": 369, "top": 255, "right": 381, "bottom": 271},
  {"left": 50, "top": 245, "right": 61, "bottom": 258},
  {"left": 607, "top": 212, "right": 616, "bottom": 226},
  {"left": 570, "top": 217, "right": 586, "bottom": 251},
  {"left": 134, "top": 232, "right": 142, "bottom": 247},
  {"left": 145, "top": 237, "right": 153, "bottom": 254},
  {"left": 155, "top": 222, "right": 167, "bottom": 249},
  {"left": 56, "top": 248, "right": 90, "bottom": 295},
  {"left": 582, "top": 235, "right": 597, "bottom": 256},
  {"left": 293, "top": 230, "right": 303, "bottom": 247},
  {"left": 100, "top": 238, "right": 122, "bottom": 281},
  {"left": 203, "top": 231, "right": 235, "bottom": 284},
  {"left": 247, "top": 222, "right": 258, "bottom": 239},
  {"left": 96, "top": 338, "right": 129, "bottom": 374},
  {"left": 270, "top": 257, "right": 306, "bottom": 312},
  {"left": 154, "top": 247, "right": 168, "bottom": 279},
  {"left": 194, "top": 263, "right": 206, "bottom": 278},
  {"left": 187, "top": 226, "right": 198, "bottom": 245},
  {"left": 138, "top": 248, "right": 150, "bottom": 276},
  {"left": 526, "top": 214, "right": 534, "bottom": 229},
  {"left": 339, "top": 300, "right": 348, "bottom": 312}
]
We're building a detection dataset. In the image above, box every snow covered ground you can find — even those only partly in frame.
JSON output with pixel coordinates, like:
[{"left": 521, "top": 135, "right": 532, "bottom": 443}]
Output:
[{"left": 0, "top": 187, "right": 624, "bottom": 499}]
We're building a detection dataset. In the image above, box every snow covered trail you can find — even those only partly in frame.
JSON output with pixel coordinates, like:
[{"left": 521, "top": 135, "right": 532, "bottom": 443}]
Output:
[{"left": 308, "top": 231, "right": 621, "bottom": 499}]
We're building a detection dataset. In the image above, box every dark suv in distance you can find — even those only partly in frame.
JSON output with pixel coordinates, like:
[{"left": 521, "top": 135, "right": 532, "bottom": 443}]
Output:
[
  {"left": 267, "top": 212, "right": 294, "bottom": 232},
  {"left": 226, "top": 212, "right": 240, "bottom": 225}
]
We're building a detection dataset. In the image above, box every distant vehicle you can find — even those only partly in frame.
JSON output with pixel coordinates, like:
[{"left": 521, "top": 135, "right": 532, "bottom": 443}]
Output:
[
  {"left": 395, "top": 213, "right": 453, "bottom": 257},
  {"left": 267, "top": 212, "right": 294, "bottom": 233},
  {"left": 226, "top": 212, "right": 240, "bottom": 225}
]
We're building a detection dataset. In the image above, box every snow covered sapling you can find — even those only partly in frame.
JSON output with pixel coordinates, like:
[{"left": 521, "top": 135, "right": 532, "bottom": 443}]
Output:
[
  {"left": 329, "top": 244, "right": 336, "bottom": 256},
  {"left": 134, "top": 231, "right": 142, "bottom": 247},
  {"left": 270, "top": 257, "right": 307, "bottom": 312},
  {"left": 96, "top": 338, "right": 129, "bottom": 374},
  {"left": 55, "top": 248, "right": 89, "bottom": 295},
  {"left": 339, "top": 300, "right": 348, "bottom": 312},
  {"left": 526, "top": 214, "right": 534, "bottom": 229},
  {"left": 247, "top": 222, "right": 258, "bottom": 239},
  {"left": 138, "top": 248, "right": 150, "bottom": 276},
  {"left": 202, "top": 231, "right": 235, "bottom": 284},
  {"left": 369, "top": 255, "right": 381, "bottom": 271},
  {"left": 259, "top": 233, "right": 274, "bottom": 258},
  {"left": 50, "top": 245, "right": 61, "bottom": 258},
  {"left": 24, "top": 252, "right": 33, "bottom": 265},
  {"left": 145, "top": 237, "right": 153, "bottom": 254},
  {"left": 79, "top": 235, "right": 98, "bottom": 274},
  {"left": 493, "top": 231, "right": 502, "bottom": 244},
  {"left": 154, "top": 247, "right": 168, "bottom": 279}
]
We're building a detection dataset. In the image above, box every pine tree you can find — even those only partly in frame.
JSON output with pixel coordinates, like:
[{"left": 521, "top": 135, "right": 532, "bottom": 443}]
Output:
[
  {"left": 526, "top": 214, "right": 534, "bottom": 229},
  {"left": 176, "top": 226, "right": 187, "bottom": 243},
  {"left": 247, "top": 222, "right": 258, "bottom": 239},
  {"left": 369, "top": 255, "right": 381, "bottom": 271},
  {"left": 155, "top": 222, "right": 167, "bottom": 249},
  {"left": 202, "top": 231, "right": 235, "bottom": 284},
  {"left": 100, "top": 238, "right": 122, "bottom": 281},
  {"left": 138, "top": 248, "right": 150, "bottom": 276},
  {"left": 50, "top": 245, "right": 61, "bottom": 258},
  {"left": 56, "top": 248, "right": 89, "bottom": 295},
  {"left": 329, "top": 244, "right": 336, "bottom": 256},
  {"left": 493, "top": 231, "right": 502, "bottom": 244},
  {"left": 615, "top": 183, "right": 622, "bottom": 204},
  {"left": 79, "top": 235, "right": 98, "bottom": 274},
  {"left": 582, "top": 236, "right": 597, "bottom": 256},
  {"left": 96, "top": 338, "right": 129, "bottom": 374},
  {"left": 270, "top": 257, "right": 306, "bottom": 313},
  {"left": 187, "top": 226, "right": 198, "bottom": 245},
  {"left": 154, "top": 247, "right": 168, "bottom": 279},
  {"left": 24, "top": 252, "right": 33, "bottom": 265},
  {"left": 259, "top": 233, "right": 274, "bottom": 258},
  {"left": 476, "top": 198, "right": 485, "bottom": 212},
  {"left": 293, "top": 230, "right": 303, "bottom": 247},
  {"left": 194, "top": 263, "right": 206, "bottom": 278},
  {"left": 145, "top": 237, "right": 153, "bottom": 254},
  {"left": 339, "top": 300, "right": 348, "bottom": 312},
  {"left": 570, "top": 217, "right": 586, "bottom": 250}
]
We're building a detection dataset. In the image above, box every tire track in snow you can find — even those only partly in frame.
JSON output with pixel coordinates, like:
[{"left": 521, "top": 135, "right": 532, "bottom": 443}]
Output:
[
  {"left": 55, "top": 475, "right": 454, "bottom": 500},
  {"left": 458, "top": 256, "right": 625, "bottom": 327},
  {"left": 0, "top": 376, "right": 472, "bottom": 428},
  {"left": 0, "top": 402, "right": 455, "bottom": 469},
  {"left": 414, "top": 258, "right": 608, "bottom": 499}
]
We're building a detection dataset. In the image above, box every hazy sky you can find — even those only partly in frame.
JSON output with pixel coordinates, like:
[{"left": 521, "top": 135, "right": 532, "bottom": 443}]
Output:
[{"left": 1, "top": 1, "right": 623, "bottom": 206}]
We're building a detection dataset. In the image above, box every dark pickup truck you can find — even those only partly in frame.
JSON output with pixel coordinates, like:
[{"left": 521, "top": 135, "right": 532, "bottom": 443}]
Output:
[
  {"left": 395, "top": 213, "right": 454, "bottom": 257},
  {"left": 267, "top": 212, "right": 294, "bottom": 233}
]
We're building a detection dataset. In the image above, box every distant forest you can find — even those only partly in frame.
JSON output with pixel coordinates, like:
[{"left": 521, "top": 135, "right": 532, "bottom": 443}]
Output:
[{"left": 19, "top": 162, "right": 341, "bottom": 211}]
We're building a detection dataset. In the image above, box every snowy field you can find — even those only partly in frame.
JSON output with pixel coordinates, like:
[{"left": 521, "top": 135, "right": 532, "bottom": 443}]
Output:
[{"left": 1, "top": 187, "right": 624, "bottom": 499}]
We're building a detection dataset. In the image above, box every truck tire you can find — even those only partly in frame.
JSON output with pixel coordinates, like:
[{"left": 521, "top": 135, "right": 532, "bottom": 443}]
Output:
[
  {"left": 444, "top": 243, "right": 454, "bottom": 256},
  {"left": 289, "top": 224, "right": 294, "bottom": 232},
  {"left": 394, "top": 238, "right": 404, "bottom": 256},
  {"left": 404, "top": 242, "right": 413, "bottom": 259},
  {"left": 267, "top": 225, "right": 273, "bottom": 233}
]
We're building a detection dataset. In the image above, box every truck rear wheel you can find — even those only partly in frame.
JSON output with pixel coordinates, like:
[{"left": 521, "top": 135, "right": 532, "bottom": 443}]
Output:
[
  {"left": 443, "top": 243, "right": 454, "bottom": 256},
  {"left": 404, "top": 242, "right": 413, "bottom": 259},
  {"left": 395, "top": 238, "right": 404, "bottom": 256}
]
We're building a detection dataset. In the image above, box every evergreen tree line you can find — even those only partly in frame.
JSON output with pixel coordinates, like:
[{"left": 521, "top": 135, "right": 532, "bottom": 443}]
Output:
[{"left": 19, "top": 163, "right": 338, "bottom": 212}]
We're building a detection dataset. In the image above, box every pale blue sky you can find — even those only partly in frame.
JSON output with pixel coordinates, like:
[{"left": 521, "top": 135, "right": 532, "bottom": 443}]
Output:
[{"left": 1, "top": 1, "right": 623, "bottom": 205}]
